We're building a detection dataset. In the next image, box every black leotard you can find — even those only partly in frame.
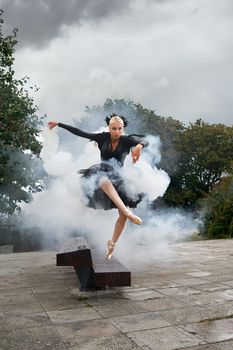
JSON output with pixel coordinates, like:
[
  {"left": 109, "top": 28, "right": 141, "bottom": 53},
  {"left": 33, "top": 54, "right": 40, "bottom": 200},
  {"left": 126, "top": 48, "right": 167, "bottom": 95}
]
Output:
[{"left": 58, "top": 123, "right": 149, "bottom": 166}]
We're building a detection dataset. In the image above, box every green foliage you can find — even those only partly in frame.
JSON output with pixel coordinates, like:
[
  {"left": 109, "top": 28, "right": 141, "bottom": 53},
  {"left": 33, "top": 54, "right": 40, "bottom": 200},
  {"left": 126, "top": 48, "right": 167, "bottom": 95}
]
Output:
[
  {"left": 164, "top": 119, "right": 233, "bottom": 208},
  {"left": 200, "top": 175, "right": 233, "bottom": 239},
  {"left": 0, "top": 10, "right": 43, "bottom": 216}
]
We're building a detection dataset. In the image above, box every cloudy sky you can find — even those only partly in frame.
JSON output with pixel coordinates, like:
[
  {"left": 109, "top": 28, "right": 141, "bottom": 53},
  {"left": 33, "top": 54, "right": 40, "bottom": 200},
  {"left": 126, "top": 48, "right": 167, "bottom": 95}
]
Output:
[{"left": 1, "top": 0, "right": 233, "bottom": 125}]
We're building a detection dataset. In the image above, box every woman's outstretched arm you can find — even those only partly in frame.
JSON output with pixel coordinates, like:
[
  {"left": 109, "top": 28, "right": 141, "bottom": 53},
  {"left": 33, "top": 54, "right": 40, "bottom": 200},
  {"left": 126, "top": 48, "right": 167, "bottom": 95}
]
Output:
[{"left": 48, "top": 121, "right": 102, "bottom": 142}]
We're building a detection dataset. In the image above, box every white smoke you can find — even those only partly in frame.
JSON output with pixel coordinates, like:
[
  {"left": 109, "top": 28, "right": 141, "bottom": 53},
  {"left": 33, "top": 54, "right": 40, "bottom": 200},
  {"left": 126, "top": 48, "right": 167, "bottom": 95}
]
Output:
[
  {"left": 20, "top": 125, "right": 198, "bottom": 266},
  {"left": 122, "top": 135, "right": 170, "bottom": 201}
]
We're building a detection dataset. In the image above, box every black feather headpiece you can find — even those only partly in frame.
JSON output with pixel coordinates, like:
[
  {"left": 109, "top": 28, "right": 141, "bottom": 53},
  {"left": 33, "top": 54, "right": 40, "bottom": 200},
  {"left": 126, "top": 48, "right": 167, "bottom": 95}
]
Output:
[{"left": 105, "top": 113, "right": 129, "bottom": 127}]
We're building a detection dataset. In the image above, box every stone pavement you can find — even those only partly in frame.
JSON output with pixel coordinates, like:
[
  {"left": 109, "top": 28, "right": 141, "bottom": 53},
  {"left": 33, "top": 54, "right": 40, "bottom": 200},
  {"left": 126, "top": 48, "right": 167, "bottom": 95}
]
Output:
[{"left": 0, "top": 239, "right": 233, "bottom": 349}]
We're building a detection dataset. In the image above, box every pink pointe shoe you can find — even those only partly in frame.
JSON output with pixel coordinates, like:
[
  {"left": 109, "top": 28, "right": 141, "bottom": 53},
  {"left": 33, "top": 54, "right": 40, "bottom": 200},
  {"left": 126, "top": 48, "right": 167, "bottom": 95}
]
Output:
[
  {"left": 106, "top": 240, "right": 116, "bottom": 260},
  {"left": 125, "top": 210, "right": 142, "bottom": 225}
]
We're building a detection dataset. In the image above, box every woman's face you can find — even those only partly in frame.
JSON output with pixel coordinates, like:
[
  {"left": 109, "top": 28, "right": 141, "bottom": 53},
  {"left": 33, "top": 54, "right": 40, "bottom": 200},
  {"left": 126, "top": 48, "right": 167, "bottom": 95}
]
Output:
[{"left": 109, "top": 121, "right": 124, "bottom": 140}]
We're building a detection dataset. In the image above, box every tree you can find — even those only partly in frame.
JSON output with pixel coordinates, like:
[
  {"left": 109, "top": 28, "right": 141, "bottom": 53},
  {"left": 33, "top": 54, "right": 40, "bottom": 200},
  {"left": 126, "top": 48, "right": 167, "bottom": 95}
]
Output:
[
  {"left": 200, "top": 174, "right": 233, "bottom": 239},
  {"left": 0, "top": 10, "right": 43, "bottom": 217},
  {"left": 164, "top": 119, "right": 233, "bottom": 208}
]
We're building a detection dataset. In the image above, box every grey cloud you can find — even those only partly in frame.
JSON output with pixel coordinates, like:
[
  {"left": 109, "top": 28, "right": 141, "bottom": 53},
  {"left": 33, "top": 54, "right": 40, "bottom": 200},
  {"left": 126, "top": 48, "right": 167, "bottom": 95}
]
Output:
[{"left": 0, "top": 0, "right": 133, "bottom": 48}]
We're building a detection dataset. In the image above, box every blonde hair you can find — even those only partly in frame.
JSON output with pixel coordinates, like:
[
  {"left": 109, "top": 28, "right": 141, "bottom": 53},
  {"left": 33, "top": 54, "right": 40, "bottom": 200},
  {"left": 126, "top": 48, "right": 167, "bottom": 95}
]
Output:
[{"left": 109, "top": 116, "right": 124, "bottom": 125}]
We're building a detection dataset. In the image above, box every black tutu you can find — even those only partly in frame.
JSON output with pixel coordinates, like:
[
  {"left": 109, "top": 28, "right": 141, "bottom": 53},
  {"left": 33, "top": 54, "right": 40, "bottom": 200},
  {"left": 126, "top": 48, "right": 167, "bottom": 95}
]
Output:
[{"left": 78, "top": 163, "right": 144, "bottom": 210}]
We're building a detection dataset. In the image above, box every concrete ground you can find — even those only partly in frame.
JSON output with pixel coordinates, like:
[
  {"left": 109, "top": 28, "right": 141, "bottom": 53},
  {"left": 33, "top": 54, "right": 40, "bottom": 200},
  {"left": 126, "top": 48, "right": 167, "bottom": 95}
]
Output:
[{"left": 1, "top": 239, "right": 233, "bottom": 350}]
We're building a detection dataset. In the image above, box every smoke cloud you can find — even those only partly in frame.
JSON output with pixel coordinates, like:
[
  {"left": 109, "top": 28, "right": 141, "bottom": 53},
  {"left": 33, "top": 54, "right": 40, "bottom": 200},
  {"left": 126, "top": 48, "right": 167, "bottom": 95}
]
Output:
[{"left": 20, "top": 123, "right": 198, "bottom": 267}]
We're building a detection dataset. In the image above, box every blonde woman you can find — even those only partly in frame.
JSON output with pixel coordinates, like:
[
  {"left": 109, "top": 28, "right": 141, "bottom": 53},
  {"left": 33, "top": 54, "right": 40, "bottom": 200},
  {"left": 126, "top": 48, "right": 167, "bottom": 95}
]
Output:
[{"left": 48, "top": 114, "right": 149, "bottom": 259}]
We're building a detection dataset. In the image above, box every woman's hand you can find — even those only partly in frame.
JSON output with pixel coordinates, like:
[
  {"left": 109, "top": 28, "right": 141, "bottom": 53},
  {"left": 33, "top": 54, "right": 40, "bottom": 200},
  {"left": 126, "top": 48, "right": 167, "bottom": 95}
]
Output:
[
  {"left": 48, "top": 121, "right": 58, "bottom": 129},
  {"left": 132, "top": 144, "right": 143, "bottom": 164}
]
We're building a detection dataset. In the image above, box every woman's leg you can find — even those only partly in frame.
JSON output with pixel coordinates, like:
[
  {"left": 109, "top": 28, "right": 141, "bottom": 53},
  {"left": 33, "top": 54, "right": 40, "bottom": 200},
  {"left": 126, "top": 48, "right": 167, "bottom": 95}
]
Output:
[
  {"left": 112, "top": 209, "right": 127, "bottom": 243},
  {"left": 100, "top": 178, "right": 142, "bottom": 225},
  {"left": 106, "top": 209, "right": 127, "bottom": 259}
]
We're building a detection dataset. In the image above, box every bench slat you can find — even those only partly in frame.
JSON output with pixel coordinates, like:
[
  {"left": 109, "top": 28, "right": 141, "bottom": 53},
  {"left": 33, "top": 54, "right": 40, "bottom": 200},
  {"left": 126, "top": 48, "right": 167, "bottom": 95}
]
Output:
[
  {"left": 56, "top": 237, "right": 92, "bottom": 267},
  {"left": 93, "top": 256, "right": 131, "bottom": 287},
  {"left": 57, "top": 237, "right": 89, "bottom": 253}
]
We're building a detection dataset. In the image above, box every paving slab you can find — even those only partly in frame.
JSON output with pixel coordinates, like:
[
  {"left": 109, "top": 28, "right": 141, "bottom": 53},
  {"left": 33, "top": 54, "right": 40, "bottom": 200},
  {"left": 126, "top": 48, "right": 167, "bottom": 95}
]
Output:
[
  {"left": 0, "top": 292, "right": 37, "bottom": 306},
  {"left": 186, "top": 272, "right": 212, "bottom": 277},
  {"left": 132, "top": 279, "right": 181, "bottom": 289},
  {"left": 119, "top": 288, "right": 164, "bottom": 301},
  {"left": 180, "top": 318, "right": 233, "bottom": 343},
  {"left": 215, "top": 339, "right": 233, "bottom": 349},
  {"left": 159, "top": 302, "right": 233, "bottom": 325},
  {"left": 55, "top": 318, "right": 119, "bottom": 346},
  {"left": 128, "top": 326, "right": 206, "bottom": 350},
  {"left": 0, "top": 325, "right": 64, "bottom": 350},
  {"left": 169, "top": 277, "right": 211, "bottom": 286},
  {"left": 191, "top": 282, "right": 231, "bottom": 292},
  {"left": 172, "top": 289, "right": 233, "bottom": 306},
  {"left": 156, "top": 286, "right": 202, "bottom": 297},
  {"left": 47, "top": 307, "right": 102, "bottom": 324},
  {"left": 34, "top": 290, "right": 87, "bottom": 311},
  {"left": 68, "top": 333, "right": 142, "bottom": 350},
  {"left": 109, "top": 311, "right": 171, "bottom": 332},
  {"left": 221, "top": 280, "right": 233, "bottom": 288},
  {"left": 179, "top": 345, "right": 219, "bottom": 350},
  {"left": 1, "top": 239, "right": 233, "bottom": 349},
  {"left": 0, "top": 311, "right": 51, "bottom": 331},
  {"left": 91, "top": 298, "right": 151, "bottom": 317},
  {"left": 205, "top": 274, "right": 233, "bottom": 283},
  {"left": 0, "top": 301, "right": 45, "bottom": 314}
]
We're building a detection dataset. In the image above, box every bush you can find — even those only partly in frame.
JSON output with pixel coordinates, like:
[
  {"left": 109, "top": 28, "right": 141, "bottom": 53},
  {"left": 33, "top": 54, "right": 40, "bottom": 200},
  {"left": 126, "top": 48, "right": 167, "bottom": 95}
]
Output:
[{"left": 200, "top": 175, "right": 233, "bottom": 239}]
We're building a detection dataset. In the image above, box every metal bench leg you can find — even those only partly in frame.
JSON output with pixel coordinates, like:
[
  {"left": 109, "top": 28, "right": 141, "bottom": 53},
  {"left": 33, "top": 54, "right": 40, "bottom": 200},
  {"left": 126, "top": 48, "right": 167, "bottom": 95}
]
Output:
[{"left": 74, "top": 266, "right": 96, "bottom": 291}]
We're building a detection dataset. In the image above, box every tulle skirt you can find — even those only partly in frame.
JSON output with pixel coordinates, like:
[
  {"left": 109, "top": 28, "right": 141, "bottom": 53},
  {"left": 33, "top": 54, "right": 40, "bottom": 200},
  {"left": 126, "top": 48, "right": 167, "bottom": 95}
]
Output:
[{"left": 78, "top": 163, "right": 144, "bottom": 210}]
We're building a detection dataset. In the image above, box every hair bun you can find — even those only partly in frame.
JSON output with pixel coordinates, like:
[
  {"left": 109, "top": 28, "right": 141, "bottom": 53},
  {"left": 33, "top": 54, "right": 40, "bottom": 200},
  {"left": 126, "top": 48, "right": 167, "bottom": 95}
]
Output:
[{"left": 105, "top": 113, "right": 128, "bottom": 127}]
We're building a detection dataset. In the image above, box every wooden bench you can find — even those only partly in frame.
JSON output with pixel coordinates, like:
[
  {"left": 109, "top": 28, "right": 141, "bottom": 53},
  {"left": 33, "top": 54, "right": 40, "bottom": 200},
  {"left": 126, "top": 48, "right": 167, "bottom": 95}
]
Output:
[{"left": 56, "top": 236, "right": 131, "bottom": 290}]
